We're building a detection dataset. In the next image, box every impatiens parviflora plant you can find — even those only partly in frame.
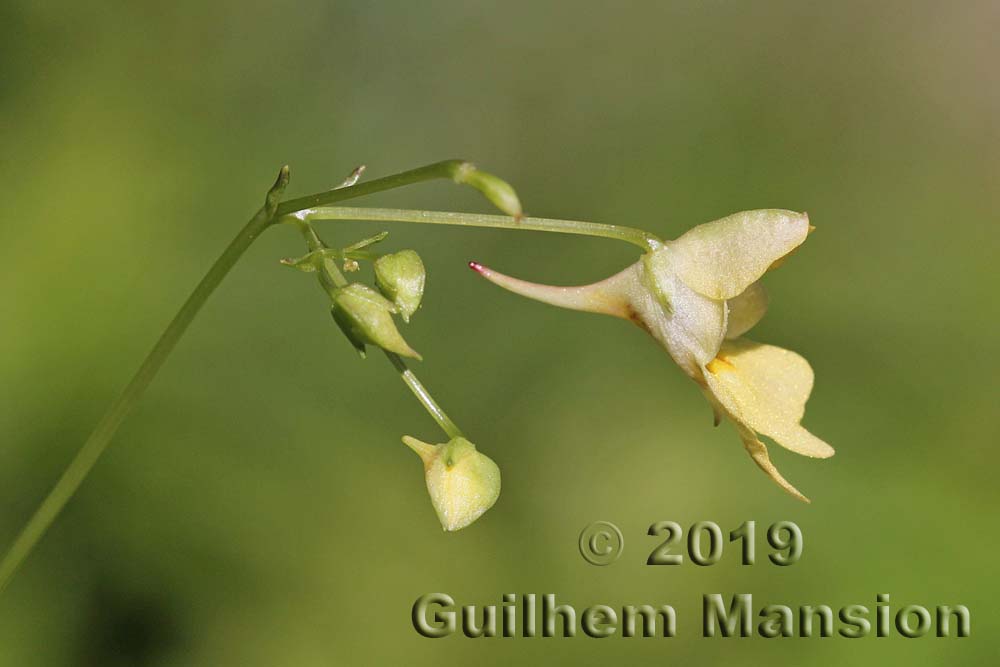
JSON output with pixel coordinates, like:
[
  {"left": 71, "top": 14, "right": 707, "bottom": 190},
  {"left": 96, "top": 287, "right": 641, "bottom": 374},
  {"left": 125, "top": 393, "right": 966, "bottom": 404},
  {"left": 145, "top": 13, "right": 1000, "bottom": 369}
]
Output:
[{"left": 0, "top": 159, "right": 832, "bottom": 595}]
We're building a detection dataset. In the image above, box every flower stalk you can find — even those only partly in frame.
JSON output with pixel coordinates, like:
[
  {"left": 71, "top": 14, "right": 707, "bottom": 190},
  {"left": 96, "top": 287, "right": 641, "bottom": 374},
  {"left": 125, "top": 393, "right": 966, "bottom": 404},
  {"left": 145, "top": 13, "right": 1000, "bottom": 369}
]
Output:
[
  {"left": 285, "top": 206, "right": 662, "bottom": 251},
  {"left": 289, "top": 215, "right": 461, "bottom": 438},
  {"left": 0, "top": 165, "right": 289, "bottom": 594},
  {"left": 387, "top": 353, "right": 463, "bottom": 440},
  {"left": 0, "top": 159, "right": 555, "bottom": 591},
  {"left": 1, "top": 158, "right": 832, "bottom": 594}
]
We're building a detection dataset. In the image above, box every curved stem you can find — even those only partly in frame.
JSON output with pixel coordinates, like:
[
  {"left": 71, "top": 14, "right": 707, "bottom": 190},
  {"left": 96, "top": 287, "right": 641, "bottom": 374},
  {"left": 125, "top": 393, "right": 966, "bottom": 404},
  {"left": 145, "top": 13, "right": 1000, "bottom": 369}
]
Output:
[
  {"left": 2, "top": 158, "right": 649, "bottom": 593},
  {"left": 289, "top": 206, "right": 662, "bottom": 251},
  {"left": 275, "top": 160, "right": 472, "bottom": 217},
  {"left": 385, "top": 352, "right": 463, "bottom": 440},
  {"left": 0, "top": 161, "right": 484, "bottom": 594},
  {"left": 0, "top": 204, "right": 276, "bottom": 593}
]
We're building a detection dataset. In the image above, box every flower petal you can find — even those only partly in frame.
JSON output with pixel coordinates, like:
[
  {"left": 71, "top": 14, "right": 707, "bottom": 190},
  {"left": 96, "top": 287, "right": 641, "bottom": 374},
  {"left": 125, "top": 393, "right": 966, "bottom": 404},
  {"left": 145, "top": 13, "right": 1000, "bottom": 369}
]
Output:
[
  {"left": 733, "top": 421, "right": 810, "bottom": 503},
  {"left": 668, "top": 210, "right": 810, "bottom": 300},
  {"left": 725, "top": 281, "right": 768, "bottom": 339},
  {"left": 703, "top": 338, "right": 834, "bottom": 458},
  {"left": 638, "top": 252, "right": 728, "bottom": 375}
]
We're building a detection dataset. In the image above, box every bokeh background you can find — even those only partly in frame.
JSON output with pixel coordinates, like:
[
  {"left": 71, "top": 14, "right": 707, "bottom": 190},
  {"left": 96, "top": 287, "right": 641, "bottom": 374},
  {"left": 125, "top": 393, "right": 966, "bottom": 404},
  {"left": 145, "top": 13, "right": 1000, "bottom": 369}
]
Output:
[{"left": 1, "top": 1, "right": 997, "bottom": 665}]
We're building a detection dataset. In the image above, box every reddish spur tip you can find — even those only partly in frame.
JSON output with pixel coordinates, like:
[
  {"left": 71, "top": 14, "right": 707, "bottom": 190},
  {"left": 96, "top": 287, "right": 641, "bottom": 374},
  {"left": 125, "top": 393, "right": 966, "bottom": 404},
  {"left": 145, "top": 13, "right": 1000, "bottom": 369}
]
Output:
[{"left": 468, "top": 261, "right": 484, "bottom": 273}]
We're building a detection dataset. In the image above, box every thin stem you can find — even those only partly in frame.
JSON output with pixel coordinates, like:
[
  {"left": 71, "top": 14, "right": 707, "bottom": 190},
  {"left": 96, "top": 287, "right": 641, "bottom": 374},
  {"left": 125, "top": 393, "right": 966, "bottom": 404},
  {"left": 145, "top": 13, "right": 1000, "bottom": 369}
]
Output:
[
  {"left": 304, "top": 223, "right": 463, "bottom": 441},
  {"left": 0, "top": 203, "right": 276, "bottom": 593},
  {"left": 289, "top": 206, "right": 663, "bottom": 251},
  {"left": 3, "top": 158, "right": 652, "bottom": 593},
  {"left": 295, "top": 220, "right": 347, "bottom": 293},
  {"left": 384, "top": 352, "right": 464, "bottom": 440},
  {"left": 1, "top": 160, "right": 483, "bottom": 594},
  {"left": 275, "top": 160, "right": 472, "bottom": 218}
]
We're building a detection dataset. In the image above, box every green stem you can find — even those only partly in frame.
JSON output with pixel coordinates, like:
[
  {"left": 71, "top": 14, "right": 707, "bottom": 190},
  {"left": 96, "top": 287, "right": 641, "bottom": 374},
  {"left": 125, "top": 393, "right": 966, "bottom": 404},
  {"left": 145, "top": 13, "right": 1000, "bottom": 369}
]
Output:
[
  {"left": 275, "top": 160, "right": 473, "bottom": 218},
  {"left": 288, "top": 206, "right": 662, "bottom": 251},
  {"left": 0, "top": 202, "right": 276, "bottom": 593},
  {"left": 0, "top": 161, "right": 483, "bottom": 594},
  {"left": 304, "top": 223, "right": 463, "bottom": 441},
  {"left": 385, "top": 352, "right": 464, "bottom": 440},
  {"left": 2, "top": 158, "right": 655, "bottom": 593}
]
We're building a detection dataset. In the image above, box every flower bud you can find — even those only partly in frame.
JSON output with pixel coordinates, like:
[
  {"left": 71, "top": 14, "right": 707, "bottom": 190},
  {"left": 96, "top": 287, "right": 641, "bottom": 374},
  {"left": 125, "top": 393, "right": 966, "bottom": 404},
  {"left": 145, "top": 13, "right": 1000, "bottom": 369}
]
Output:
[
  {"left": 374, "top": 250, "right": 425, "bottom": 322},
  {"left": 330, "top": 283, "right": 421, "bottom": 359},
  {"left": 402, "top": 435, "right": 501, "bottom": 531},
  {"left": 452, "top": 163, "right": 523, "bottom": 218}
]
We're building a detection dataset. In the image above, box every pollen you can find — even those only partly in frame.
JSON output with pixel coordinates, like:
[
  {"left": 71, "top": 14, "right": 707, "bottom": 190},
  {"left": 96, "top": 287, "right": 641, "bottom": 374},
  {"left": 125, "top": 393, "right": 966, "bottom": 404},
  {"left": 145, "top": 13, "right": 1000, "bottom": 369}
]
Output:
[{"left": 707, "top": 356, "right": 736, "bottom": 374}]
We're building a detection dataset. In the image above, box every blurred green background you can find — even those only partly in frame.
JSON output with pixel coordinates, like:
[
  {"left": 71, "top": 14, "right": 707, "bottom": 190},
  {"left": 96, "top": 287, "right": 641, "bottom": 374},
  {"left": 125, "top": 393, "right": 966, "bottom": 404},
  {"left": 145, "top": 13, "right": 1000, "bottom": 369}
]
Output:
[{"left": 1, "top": 1, "right": 997, "bottom": 665}]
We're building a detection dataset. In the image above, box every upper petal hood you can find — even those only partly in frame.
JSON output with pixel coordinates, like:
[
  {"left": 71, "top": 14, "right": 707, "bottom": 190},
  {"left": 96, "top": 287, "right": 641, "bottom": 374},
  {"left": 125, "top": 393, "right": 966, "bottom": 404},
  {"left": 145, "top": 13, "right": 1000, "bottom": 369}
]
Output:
[{"left": 668, "top": 209, "right": 811, "bottom": 300}]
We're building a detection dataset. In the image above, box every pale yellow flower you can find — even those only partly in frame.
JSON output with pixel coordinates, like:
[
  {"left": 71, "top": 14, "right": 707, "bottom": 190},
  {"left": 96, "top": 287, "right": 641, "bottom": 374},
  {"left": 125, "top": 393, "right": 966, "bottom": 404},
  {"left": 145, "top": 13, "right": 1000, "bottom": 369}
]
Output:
[
  {"left": 403, "top": 436, "right": 502, "bottom": 530},
  {"left": 470, "top": 209, "right": 833, "bottom": 501}
]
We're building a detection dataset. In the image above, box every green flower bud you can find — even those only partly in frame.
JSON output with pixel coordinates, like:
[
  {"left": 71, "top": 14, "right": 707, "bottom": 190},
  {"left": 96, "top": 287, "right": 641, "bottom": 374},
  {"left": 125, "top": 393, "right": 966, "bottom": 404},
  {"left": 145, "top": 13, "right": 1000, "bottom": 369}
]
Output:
[
  {"left": 374, "top": 250, "right": 425, "bottom": 322},
  {"left": 402, "top": 435, "right": 501, "bottom": 531},
  {"left": 330, "top": 283, "right": 421, "bottom": 359},
  {"left": 452, "top": 163, "right": 523, "bottom": 219}
]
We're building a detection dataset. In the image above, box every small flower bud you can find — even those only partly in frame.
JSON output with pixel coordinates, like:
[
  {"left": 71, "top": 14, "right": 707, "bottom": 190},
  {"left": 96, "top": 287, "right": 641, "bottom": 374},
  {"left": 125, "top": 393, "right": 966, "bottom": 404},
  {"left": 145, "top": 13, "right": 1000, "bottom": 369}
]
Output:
[
  {"left": 330, "top": 283, "right": 421, "bottom": 359},
  {"left": 402, "top": 435, "right": 501, "bottom": 531},
  {"left": 452, "top": 163, "right": 523, "bottom": 218},
  {"left": 374, "top": 250, "right": 425, "bottom": 322}
]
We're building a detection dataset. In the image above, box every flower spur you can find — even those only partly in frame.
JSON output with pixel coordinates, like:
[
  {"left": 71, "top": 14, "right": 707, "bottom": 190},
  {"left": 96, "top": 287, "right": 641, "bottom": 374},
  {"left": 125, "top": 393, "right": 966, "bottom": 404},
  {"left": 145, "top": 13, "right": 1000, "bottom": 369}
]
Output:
[{"left": 470, "top": 209, "right": 833, "bottom": 502}]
